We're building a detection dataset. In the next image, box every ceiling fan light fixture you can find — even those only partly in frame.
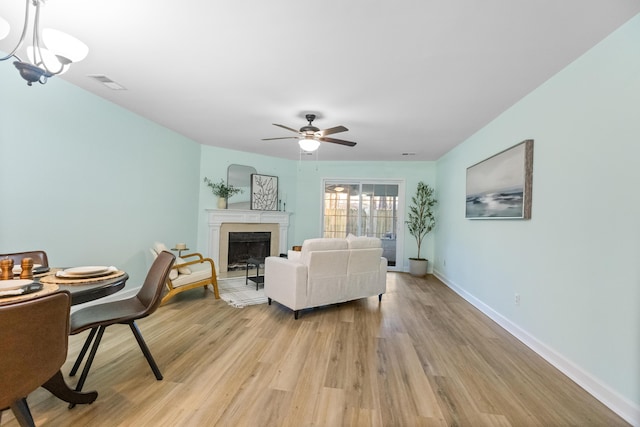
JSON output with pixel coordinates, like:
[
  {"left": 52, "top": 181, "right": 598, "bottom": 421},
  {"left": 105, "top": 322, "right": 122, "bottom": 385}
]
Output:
[
  {"left": 299, "top": 138, "right": 320, "bottom": 152},
  {"left": 264, "top": 114, "right": 355, "bottom": 152}
]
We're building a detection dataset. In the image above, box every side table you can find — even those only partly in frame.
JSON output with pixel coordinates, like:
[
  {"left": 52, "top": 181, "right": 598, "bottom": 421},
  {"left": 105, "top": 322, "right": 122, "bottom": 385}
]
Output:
[
  {"left": 171, "top": 247, "right": 190, "bottom": 257},
  {"left": 245, "top": 257, "right": 265, "bottom": 291}
]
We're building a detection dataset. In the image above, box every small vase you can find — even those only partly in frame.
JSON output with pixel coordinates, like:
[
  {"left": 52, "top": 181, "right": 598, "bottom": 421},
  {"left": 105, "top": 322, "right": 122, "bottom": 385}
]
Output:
[{"left": 217, "top": 197, "right": 227, "bottom": 209}]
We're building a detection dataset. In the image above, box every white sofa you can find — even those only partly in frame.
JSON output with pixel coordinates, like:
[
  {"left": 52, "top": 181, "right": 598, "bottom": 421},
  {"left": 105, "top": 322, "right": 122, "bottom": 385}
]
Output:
[{"left": 264, "top": 236, "right": 388, "bottom": 319}]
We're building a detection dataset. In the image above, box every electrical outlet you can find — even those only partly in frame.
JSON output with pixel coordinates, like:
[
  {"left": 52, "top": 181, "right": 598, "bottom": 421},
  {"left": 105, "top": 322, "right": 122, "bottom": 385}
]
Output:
[{"left": 514, "top": 293, "right": 520, "bottom": 305}]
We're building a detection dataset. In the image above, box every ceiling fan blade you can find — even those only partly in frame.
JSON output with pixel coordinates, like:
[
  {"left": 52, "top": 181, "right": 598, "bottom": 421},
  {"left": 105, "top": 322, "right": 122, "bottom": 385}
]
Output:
[
  {"left": 272, "top": 123, "right": 301, "bottom": 134},
  {"left": 318, "top": 125, "right": 348, "bottom": 137},
  {"left": 319, "top": 136, "right": 357, "bottom": 147},
  {"left": 262, "top": 136, "right": 299, "bottom": 141}
]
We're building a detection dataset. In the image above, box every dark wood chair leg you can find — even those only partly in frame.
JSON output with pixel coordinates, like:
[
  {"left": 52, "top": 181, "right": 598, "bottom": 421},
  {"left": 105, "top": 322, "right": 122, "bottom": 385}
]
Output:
[
  {"left": 128, "top": 321, "right": 163, "bottom": 380},
  {"left": 294, "top": 310, "right": 299, "bottom": 320},
  {"left": 70, "top": 327, "right": 98, "bottom": 377},
  {"left": 268, "top": 298, "right": 272, "bottom": 305},
  {"left": 41, "top": 371, "right": 97, "bottom": 405},
  {"left": 69, "top": 325, "right": 106, "bottom": 409},
  {"left": 10, "top": 398, "right": 35, "bottom": 427},
  {"left": 378, "top": 293, "right": 382, "bottom": 302}
]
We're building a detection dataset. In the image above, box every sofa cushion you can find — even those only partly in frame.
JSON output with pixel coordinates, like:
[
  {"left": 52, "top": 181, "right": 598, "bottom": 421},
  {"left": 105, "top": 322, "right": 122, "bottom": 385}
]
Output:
[
  {"left": 301, "top": 238, "right": 348, "bottom": 265},
  {"left": 302, "top": 238, "right": 348, "bottom": 251},
  {"left": 306, "top": 250, "right": 350, "bottom": 304},
  {"left": 347, "top": 235, "right": 381, "bottom": 249},
  {"left": 287, "top": 250, "right": 302, "bottom": 263},
  {"left": 153, "top": 242, "right": 169, "bottom": 254},
  {"left": 348, "top": 248, "right": 384, "bottom": 274},
  {"left": 175, "top": 256, "right": 192, "bottom": 275},
  {"left": 172, "top": 261, "right": 211, "bottom": 287}
]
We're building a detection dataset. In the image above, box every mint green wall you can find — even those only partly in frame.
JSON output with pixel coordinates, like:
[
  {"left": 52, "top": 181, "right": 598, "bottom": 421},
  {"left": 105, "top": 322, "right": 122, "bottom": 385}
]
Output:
[
  {"left": 197, "top": 146, "right": 296, "bottom": 251},
  {"left": 196, "top": 151, "right": 436, "bottom": 271},
  {"left": 435, "top": 15, "right": 640, "bottom": 418},
  {"left": 292, "top": 161, "right": 436, "bottom": 271},
  {"left": 0, "top": 67, "right": 201, "bottom": 286},
  {"left": 3, "top": 16, "right": 638, "bottom": 418}
]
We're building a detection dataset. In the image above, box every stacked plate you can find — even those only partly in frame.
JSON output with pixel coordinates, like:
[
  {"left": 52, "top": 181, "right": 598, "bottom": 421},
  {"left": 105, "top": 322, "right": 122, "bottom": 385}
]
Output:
[
  {"left": 12, "top": 264, "right": 49, "bottom": 275},
  {"left": 56, "top": 266, "right": 115, "bottom": 279},
  {"left": 0, "top": 279, "right": 43, "bottom": 297},
  {"left": 0, "top": 279, "right": 34, "bottom": 291}
]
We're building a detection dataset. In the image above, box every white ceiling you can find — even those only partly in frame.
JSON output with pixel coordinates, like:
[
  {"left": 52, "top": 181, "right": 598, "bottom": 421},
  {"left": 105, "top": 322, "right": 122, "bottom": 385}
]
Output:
[{"left": 2, "top": 1, "right": 639, "bottom": 161}]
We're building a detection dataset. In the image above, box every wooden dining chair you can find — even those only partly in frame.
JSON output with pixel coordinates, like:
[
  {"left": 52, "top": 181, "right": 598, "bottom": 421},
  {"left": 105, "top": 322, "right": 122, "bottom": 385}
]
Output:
[
  {"left": 0, "top": 291, "right": 71, "bottom": 427},
  {"left": 67, "top": 251, "right": 175, "bottom": 403},
  {"left": 0, "top": 250, "right": 49, "bottom": 267}
]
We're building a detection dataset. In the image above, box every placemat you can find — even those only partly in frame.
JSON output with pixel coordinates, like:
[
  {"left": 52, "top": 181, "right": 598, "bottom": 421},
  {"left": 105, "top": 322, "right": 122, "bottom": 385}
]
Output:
[
  {"left": 0, "top": 283, "right": 59, "bottom": 305},
  {"left": 40, "top": 270, "right": 126, "bottom": 285}
]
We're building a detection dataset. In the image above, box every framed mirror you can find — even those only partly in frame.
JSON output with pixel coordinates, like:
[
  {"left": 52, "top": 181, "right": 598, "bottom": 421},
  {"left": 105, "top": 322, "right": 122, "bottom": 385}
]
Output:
[{"left": 227, "top": 164, "right": 256, "bottom": 209}]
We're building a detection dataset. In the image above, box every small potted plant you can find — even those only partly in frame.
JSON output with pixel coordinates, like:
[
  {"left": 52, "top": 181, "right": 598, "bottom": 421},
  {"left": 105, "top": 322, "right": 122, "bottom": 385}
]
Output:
[
  {"left": 204, "top": 177, "right": 242, "bottom": 209},
  {"left": 405, "top": 181, "right": 437, "bottom": 276}
]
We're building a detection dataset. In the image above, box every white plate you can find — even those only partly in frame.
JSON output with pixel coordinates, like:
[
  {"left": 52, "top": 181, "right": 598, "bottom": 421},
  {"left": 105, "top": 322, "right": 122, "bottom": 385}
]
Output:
[
  {"left": 0, "top": 279, "right": 33, "bottom": 291},
  {"left": 12, "top": 264, "right": 42, "bottom": 274},
  {"left": 63, "top": 266, "right": 110, "bottom": 276}
]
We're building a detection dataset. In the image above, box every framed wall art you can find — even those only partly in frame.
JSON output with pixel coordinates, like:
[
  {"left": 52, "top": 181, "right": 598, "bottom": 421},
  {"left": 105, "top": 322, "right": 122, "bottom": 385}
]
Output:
[
  {"left": 465, "top": 139, "right": 534, "bottom": 219},
  {"left": 251, "top": 174, "right": 278, "bottom": 211}
]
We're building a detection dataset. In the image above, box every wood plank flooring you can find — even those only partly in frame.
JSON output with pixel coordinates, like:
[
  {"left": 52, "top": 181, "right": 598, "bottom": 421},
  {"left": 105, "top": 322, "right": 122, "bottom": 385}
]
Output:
[{"left": 1, "top": 273, "right": 629, "bottom": 426}]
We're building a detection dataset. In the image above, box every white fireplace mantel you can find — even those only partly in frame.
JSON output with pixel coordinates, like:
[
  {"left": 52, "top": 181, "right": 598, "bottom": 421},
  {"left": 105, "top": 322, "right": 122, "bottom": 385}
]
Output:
[{"left": 206, "top": 209, "right": 291, "bottom": 272}]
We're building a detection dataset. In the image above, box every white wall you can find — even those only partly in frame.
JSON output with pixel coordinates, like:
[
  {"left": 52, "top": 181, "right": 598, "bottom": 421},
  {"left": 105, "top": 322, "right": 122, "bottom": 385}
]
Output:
[
  {"left": 0, "top": 67, "right": 201, "bottom": 286},
  {"left": 435, "top": 14, "right": 640, "bottom": 424}
]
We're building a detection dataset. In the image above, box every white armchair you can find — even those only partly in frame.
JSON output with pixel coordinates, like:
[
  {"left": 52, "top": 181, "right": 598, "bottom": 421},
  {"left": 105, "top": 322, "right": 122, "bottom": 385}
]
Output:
[{"left": 151, "top": 243, "right": 219, "bottom": 305}]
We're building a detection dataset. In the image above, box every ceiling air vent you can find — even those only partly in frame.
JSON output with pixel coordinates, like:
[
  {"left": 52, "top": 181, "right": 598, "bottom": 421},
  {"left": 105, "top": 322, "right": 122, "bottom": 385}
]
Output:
[{"left": 88, "top": 75, "right": 126, "bottom": 90}]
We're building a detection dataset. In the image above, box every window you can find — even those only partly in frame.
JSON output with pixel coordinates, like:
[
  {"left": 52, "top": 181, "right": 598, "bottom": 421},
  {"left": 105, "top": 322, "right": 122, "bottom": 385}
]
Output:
[{"left": 323, "top": 180, "right": 403, "bottom": 268}]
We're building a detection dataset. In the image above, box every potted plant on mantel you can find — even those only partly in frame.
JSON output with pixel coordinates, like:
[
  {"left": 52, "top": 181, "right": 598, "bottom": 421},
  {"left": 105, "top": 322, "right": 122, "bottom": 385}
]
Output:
[
  {"left": 204, "top": 177, "right": 242, "bottom": 209},
  {"left": 405, "top": 181, "right": 437, "bottom": 276}
]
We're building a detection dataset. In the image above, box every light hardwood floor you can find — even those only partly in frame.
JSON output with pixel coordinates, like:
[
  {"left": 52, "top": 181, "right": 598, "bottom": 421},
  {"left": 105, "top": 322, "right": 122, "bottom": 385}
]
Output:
[{"left": 1, "top": 273, "right": 629, "bottom": 426}]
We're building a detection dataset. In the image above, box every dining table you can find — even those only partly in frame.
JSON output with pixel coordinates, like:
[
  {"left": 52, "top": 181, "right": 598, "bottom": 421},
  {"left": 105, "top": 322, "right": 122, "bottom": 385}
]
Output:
[
  {"left": 0, "top": 266, "right": 129, "bottom": 407},
  {"left": 56, "top": 272, "right": 129, "bottom": 306}
]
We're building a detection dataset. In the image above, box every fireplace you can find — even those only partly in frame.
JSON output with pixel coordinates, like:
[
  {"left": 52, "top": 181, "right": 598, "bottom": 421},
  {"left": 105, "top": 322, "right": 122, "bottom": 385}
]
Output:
[
  {"left": 206, "top": 209, "right": 291, "bottom": 273},
  {"left": 227, "top": 232, "right": 271, "bottom": 271}
]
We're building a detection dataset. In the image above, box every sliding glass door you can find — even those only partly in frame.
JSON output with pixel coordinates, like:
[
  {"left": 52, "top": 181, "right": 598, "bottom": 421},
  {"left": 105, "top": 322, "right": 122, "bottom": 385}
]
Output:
[{"left": 323, "top": 180, "right": 403, "bottom": 269}]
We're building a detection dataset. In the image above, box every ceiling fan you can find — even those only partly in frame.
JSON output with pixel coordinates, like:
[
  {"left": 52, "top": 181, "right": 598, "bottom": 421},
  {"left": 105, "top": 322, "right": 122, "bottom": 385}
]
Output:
[{"left": 262, "top": 114, "right": 357, "bottom": 152}]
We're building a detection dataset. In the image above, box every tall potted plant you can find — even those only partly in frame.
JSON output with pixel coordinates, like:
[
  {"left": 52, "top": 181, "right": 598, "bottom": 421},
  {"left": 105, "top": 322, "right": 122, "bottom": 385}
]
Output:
[
  {"left": 204, "top": 177, "right": 242, "bottom": 209},
  {"left": 405, "top": 181, "right": 437, "bottom": 276}
]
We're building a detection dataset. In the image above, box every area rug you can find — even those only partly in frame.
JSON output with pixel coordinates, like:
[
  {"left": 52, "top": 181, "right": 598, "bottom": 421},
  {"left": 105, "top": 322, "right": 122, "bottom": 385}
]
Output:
[{"left": 218, "top": 277, "right": 267, "bottom": 308}]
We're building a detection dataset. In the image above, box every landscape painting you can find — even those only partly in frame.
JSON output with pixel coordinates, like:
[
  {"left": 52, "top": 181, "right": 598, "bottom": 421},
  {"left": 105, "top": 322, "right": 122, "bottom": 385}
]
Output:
[{"left": 466, "top": 139, "right": 533, "bottom": 219}]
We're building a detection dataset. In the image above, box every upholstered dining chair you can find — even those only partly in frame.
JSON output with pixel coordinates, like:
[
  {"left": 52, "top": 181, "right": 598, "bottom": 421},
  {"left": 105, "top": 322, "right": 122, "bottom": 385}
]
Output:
[
  {"left": 0, "top": 291, "right": 71, "bottom": 427},
  {"left": 150, "top": 242, "right": 220, "bottom": 305},
  {"left": 0, "top": 250, "right": 49, "bottom": 267},
  {"left": 67, "top": 251, "right": 175, "bottom": 404}
]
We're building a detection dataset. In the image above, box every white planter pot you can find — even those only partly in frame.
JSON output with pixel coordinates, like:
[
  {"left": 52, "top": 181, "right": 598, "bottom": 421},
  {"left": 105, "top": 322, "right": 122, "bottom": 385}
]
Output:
[
  {"left": 409, "top": 258, "right": 428, "bottom": 276},
  {"left": 217, "top": 197, "right": 227, "bottom": 209}
]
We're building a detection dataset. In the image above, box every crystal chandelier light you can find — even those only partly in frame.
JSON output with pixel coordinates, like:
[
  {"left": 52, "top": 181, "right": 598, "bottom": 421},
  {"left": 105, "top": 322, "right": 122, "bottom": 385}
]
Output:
[{"left": 0, "top": 0, "right": 88, "bottom": 86}]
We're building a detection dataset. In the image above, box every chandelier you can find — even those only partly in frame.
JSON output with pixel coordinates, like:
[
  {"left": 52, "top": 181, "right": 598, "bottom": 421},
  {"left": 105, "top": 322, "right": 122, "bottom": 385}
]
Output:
[{"left": 0, "top": 0, "right": 88, "bottom": 86}]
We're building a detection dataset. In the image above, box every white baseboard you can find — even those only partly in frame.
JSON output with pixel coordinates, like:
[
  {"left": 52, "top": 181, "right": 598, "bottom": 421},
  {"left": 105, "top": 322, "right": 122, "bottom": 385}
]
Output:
[{"left": 433, "top": 269, "right": 639, "bottom": 427}]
